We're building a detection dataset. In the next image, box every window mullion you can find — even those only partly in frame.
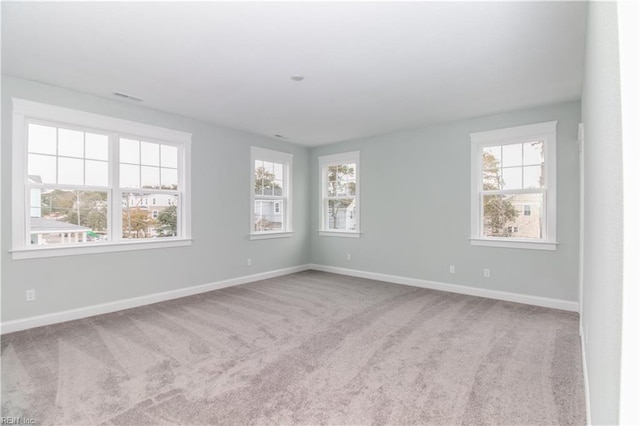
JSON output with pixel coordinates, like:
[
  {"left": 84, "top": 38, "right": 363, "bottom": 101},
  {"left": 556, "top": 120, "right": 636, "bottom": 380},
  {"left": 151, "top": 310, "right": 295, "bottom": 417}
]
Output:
[
  {"left": 481, "top": 188, "right": 545, "bottom": 196},
  {"left": 111, "top": 133, "right": 121, "bottom": 242},
  {"left": 14, "top": 99, "right": 191, "bottom": 255}
]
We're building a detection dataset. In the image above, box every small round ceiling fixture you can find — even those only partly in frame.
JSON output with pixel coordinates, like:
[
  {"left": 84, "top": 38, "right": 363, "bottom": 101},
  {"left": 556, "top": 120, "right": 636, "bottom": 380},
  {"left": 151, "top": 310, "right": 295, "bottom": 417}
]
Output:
[{"left": 290, "top": 75, "right": 304, "bottom": 81}]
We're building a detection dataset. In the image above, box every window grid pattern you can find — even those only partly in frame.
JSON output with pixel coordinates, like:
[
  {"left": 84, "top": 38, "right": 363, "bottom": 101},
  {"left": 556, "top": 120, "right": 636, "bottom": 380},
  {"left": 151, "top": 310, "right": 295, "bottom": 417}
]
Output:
[
  {"left": 24, "top": 122, "right": 185, "bottom": 247},
  {"left": 480, "top": 140, "right": 546, "bottom": 240},
  {"left": 27, "top": 123, "right": 109, "bottom": 187},
  {"left": 319, "top": 153, "right": 359, "bottom": 234},
  {"left": 250, "top": 147, "right": 292, "bottom": 237},
  {"left": 326, "top": 163, "right": 357, "bottom": 231},
  {"left": 119, "top": 138, "right": 178, "bottom": 190}
]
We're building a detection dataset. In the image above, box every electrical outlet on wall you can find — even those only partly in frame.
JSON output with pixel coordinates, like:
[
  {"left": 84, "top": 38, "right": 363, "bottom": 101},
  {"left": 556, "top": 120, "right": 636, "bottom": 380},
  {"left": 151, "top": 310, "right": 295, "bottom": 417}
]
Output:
[
  {"left": 483, "top": 268, "right": 491, "bottom": 278},
  {"left": 26, "top": 289, "right": 36, "bottom": 301},
  {"left": 449, "top": 265, "right": 455, "bottom": 274},
  {"left": 346, "top": 253, "right": 351, "bottom": 261},
  {"left": 247, "top": 258, "right": 252, "bottom": 267}
]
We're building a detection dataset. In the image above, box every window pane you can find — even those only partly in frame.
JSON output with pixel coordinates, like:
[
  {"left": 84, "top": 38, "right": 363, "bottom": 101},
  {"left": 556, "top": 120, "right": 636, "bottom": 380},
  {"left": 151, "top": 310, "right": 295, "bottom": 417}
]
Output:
[
  {"left": 28, "top": 154, "right": 57, "bottom": 184},
  {"left": 347, "top": 181, "right": 357, "bottom": 196},
  {"left": 523, "top": 165, "right": 543, "bottom": 189},
  {"left": 85, "top": 133, "right": 108, "bottom": 160},
  {"left": 255, "top": 161, "right": 275, "bottom": 196},
  {"left": 326, "top": 182, "right": 337, "bottom": 197},
  {"left": 273, "top": 179, "right": 283, "bottom": 196},
  {"left": 482, "top": 193, "right": 543, "bottom": 239},
  {"left": 120, "top": 138, "right": 140, "bottom": 163},
  {"left": 30, "top": 188, "right": 42, "bottom": 218},
  {"left": 259, "top": 163, "right": 274, "bottom": 195},
  {"left": 328, "top": 164, "right": 356, "bottom": 187},
  {"left": 523, "top": 141, "right": 544, "bottom": 165},
  {"left": 28, "top": 124, "right": 57, "bottom": 155},
  {"left": 482, "top": 146, "right": 501, "bottom": 169},
  {"left": 141, "top": 166, "right": 160, "bottom": 189},
  {"left": 328, "top": 166, "right": 337, "bottom": 181},
  {"left": 337, "top": 179, "right": 349, "bottom": 196},
  {"left": 254, "top": 199, "right": 284, "bottom": 232},
  {"left": 120, "top": 164, "right": 140, "bottom": 188},
  {"left": 160, "top": 168, "right": 178, "bottom": 189},
  {"left": 85, "top": 160, "right": 108, "bottom": 187},
  {"left": 501, "top": 167, "right": 522, "bottom": 190},
  {"left": 58, "top": 157, "right": 84, "bottom": 185},
  {"left": 141, "top": 142, "right": 160, "bottom": 166},
  {"left": 122, "top": 192, "right": 178, "bottom": 239},
  {"left": 483, "top": 169, "right": 500, "bottom": 190},
  {"left": 502, "top": 143, "right": 522, "bottom": 167},
  {"left": 58, "top": 128, "right": 84, "bottom": 158},
  {"left": 160, "top": 145, "right": 178, "bottom": 168},
  {"left": 274, "top": 163, "right": 283, "bottom": 181},
  {"left": 30, "top": 189, "right": 108, "bottom": 245},
  {"left": 327, "top": 198, "right": 356, "bottom": 230}
]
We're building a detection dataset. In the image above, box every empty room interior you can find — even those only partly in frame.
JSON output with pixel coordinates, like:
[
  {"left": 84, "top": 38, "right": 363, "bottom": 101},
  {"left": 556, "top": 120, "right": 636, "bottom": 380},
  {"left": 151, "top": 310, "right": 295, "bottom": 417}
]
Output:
[{"left": 1, "top": 1, "right": 638, "bottom": 425}]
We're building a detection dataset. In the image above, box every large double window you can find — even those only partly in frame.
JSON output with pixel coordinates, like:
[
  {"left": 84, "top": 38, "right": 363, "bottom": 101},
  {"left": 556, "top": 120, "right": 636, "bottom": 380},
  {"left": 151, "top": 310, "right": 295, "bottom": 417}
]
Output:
[
  {"left": 470, "top": 121, "right": 557, "bottom": 250},
  {"left": 250, "top": 147, "right": 293, "bottom": 239},
  {"left": 318, "top": 151, "right": 360, "bottom": 237},
  {"left": 12, "top": 99, "right": 192, "bottom": 259}
]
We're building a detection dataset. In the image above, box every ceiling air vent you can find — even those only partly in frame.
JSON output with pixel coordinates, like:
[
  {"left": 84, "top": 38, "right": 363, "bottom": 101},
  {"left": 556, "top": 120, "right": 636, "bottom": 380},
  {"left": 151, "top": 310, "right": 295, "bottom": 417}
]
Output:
[{"left": 112, "top": 92, "right": 144, "bottom": 102}]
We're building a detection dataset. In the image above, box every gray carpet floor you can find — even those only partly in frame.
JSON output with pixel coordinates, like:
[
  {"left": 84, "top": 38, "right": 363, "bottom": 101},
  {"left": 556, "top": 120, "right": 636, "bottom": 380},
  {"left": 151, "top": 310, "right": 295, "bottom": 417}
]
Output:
[{"left": 1, "top": 270, "right": 585, "bottom": 425}]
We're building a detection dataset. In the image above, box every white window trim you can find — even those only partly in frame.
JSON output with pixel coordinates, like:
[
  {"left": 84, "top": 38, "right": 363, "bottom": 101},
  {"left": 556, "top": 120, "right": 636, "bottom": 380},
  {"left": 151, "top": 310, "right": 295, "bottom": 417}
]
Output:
[
  {"left": 11, "top": 98, "right": 192, "bottom": 259},
  {"left": 318, "top": 151, "right": 361, "bottom": 237},
  {"left": 469, "top": 121, "right": 557, "bottom": 251},
  {"left": 250, "top": 146, "right": 293, "bottom": 240}
]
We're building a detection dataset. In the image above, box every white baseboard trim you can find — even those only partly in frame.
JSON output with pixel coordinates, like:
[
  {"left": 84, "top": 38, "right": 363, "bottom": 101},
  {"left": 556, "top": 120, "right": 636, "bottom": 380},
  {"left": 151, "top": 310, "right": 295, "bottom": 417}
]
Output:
[
  {"left": 309, "top": 264, "right": 579, "bottom": 312},
  {"left": 581, "top": 324, "right": 592, "bottom": 425},
  {"left": 2, "top": 263, "right": 579, "bottom": 334},
  {"left": 0, "top": 264, "right": 310, "bottom": 335}
]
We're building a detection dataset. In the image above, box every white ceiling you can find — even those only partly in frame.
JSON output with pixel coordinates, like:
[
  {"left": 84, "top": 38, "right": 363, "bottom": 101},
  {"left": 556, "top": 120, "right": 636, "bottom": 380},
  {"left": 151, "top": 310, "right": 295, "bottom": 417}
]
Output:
[{"left": 2, "top": 1, "right": 587, "bottom": 146}]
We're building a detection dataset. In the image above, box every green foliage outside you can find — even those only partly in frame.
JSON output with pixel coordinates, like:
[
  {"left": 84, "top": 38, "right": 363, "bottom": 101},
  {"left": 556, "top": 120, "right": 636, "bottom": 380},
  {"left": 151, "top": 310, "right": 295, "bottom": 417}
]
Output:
[
  {"left": 156, "top": 205, "right": 177, "bottom": 237},
  {"left": 255, "top": 166, "right": 282, "bottom": 194},
  {"left": 482, "top": 151, "right": 518, "bottom": 236},
  {"left": 327, "top": 165, "right": 356, "bottom": 229},
  {"left": 41, "top": 190, "right": 107, "bottom": 232},
  {"left": 123, "top": 208, "right": 155, "bottom": 238},
  {"left": 41, "top": 190, "right": 177, "bottom": 238}
]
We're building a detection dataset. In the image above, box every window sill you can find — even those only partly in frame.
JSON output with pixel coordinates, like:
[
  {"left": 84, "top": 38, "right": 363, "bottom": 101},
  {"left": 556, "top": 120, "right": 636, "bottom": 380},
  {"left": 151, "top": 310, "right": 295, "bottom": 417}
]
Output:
[
  {"left": 249, "top": 232, "right": 293, "bottom": 240},
  {"left": 10, "top": 238, "right": 193, "bottom": 260},
  {"left": 318, "top": 230, "right": 361, "bottom": 238},
  {"left": 469, "top": 237, "right": 557, "bottom": 251}
]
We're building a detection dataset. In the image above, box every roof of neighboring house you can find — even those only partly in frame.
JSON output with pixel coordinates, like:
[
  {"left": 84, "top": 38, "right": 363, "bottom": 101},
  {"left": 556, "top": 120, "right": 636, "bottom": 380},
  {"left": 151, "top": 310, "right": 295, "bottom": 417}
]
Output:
[{"left": 30, "top": 217, "right": 91, "bottom": 233}]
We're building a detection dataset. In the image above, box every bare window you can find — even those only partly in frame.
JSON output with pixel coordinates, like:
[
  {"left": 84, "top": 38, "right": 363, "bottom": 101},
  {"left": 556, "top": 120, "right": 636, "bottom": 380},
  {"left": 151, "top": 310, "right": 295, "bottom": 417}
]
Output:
[
  {"left": 250, "top": 147, "right": 292, "bottom": 238},
  {"left": 470, "top": 121, "right": 557, "bottom": 250},
  {"left": 319, "top": 152, "right": 360, "bottom": 236}
]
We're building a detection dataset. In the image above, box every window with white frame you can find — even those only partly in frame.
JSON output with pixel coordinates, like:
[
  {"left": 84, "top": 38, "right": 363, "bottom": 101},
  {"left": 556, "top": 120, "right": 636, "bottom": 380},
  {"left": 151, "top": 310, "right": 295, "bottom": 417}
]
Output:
[
  {"left": 12, "top": 99, "right": 191, "bottom": 259},
  {"left": 318, "top": 151, "right": 360, "bottom": 237},
  {"left": 250, "top": 147, "right": 292, "bottom": 239},
  {"left": 470, "top": 121, "right": 557, "bottom": 250}
]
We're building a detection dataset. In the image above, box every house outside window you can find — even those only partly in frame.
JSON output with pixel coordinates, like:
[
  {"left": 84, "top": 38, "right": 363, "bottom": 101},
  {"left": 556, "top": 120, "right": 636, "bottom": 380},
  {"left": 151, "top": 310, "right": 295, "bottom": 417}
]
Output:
[
  {"left": 250, "top": 147, "right": 293, "bottom": 239},
  {"left": 318, "top": 151, "right": 360, "bottom": 237},
  {"left": 12, "top": 99, "right": 192, "bottom": 259},
  {"left": 469, "top": 121, "right": 557, "bottom": 250}
]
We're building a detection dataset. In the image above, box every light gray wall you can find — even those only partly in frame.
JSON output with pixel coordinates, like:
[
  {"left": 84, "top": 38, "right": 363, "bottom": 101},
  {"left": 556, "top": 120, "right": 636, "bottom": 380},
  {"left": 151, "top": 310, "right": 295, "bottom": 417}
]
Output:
[
  {"left": 581, "top": 2, "right": 623, "bottom": 424},
  {"left": 310, "top": 101, "right": 581, "bottom": 302},
  {"left": 1, "top": 76, "right": 310, "bottom": 322}
]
